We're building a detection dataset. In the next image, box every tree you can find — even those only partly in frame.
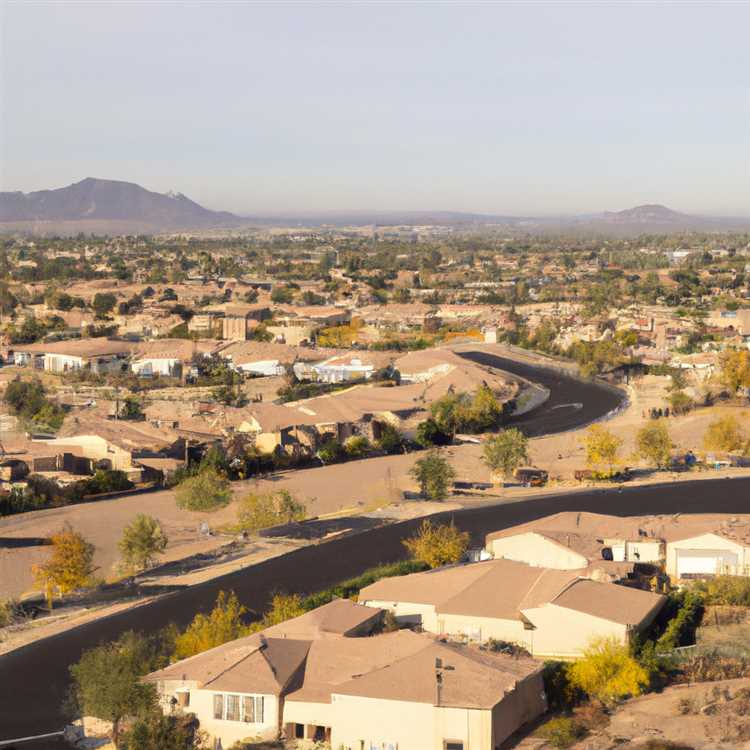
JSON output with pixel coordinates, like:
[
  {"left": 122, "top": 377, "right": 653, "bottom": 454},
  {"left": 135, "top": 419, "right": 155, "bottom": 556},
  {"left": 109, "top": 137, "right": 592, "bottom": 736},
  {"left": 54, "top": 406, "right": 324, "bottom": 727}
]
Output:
[
  {"left": 409, "top": 449, "right": 456, "bottom": 500},
  {"left": 68, "top": 631, "right": 160, "bottom": 747},
  {"left": 33, "top": 523, "right": 96, "bottom": 609},
  {"left": 119, "top": 396, "right": 144, "bottom": 421},
  {"left": 567, "top": 636, "right": 650, "bottom": 705},
  {"left": 174, "top": 467, "right": 231, "bottom": 512},
  {"left": 118, "top": 514, "right": 168, "bottom": 573},
  {"left": 467, "top": 384, "right": 503, "bottom": 431},
  {"left": 668, "top": 390, "right": 693, "bottom": 415},
  {"left": 635, "top": 420, "right": 673, "bottom": 469},
  {"left": 719, "top": 349, "right": 750, "bottom": 395},
  {"left": 583, "top": 424, "right": 623, "bottom": 475},
  {"left": 703, "top": 415, "right": 745, "bottom": 453},
  {"left": 92, "top": 292, "right": 117, "bottom": 318},
  {"left": 376, "top": 423, "right": 404, "bottom": 454},
  {"left": 173, "top": 591, "right": 249, "bottom": 660},
  {"left": 415, "top": 417, "right": 451, "bottom": 447},
  {"left": 403, "top": 520, "right": 469, "bottom": 568},
  {"left": 256, "top": 593, "right": 306, "bottom": 629},
  {"left": 482, "top": 428, "right": 529, "bottom": 482},
  {"left": 236, "top": 489, "right": 306, "bottom": 533}
]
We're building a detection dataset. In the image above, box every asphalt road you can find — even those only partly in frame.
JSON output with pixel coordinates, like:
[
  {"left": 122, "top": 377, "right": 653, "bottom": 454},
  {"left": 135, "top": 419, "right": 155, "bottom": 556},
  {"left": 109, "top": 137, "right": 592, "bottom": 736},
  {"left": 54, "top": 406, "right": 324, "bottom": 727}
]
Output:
[{"left": 0, "top": 354, "right": 739, "bottom": 746}]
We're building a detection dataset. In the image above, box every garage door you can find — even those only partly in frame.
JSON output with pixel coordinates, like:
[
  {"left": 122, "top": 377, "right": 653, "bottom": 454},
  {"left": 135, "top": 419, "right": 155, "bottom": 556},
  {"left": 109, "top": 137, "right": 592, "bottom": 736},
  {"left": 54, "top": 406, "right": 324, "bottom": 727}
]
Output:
[{"left": 676, "top": 549, "right": 738, "bottom": 577}]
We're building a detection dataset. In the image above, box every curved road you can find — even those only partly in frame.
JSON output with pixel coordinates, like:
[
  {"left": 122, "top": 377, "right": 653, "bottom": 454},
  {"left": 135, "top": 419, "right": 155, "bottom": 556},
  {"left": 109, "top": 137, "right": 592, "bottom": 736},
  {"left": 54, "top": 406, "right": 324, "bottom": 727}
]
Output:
[{"left": 0, "top": 353, "right": 737, "bottom": 745}]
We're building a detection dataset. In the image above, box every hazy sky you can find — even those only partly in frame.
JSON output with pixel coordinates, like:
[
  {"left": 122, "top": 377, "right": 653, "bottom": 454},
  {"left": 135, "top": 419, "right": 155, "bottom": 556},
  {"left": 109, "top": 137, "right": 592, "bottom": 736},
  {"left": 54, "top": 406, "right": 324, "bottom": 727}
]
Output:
[{"left": 2, "top": 1, "right": 749, "bottom": 215}]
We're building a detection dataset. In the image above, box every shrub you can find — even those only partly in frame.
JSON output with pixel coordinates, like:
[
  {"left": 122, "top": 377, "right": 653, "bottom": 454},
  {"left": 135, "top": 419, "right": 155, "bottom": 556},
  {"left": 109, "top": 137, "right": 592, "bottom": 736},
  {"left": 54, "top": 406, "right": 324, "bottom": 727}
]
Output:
[
  {"left": 655, "top": 590, "right": 704, "bottom": 651},
  {"left": 317, "top": 438, "right": 344, "bottom": 464},
  {"left": 537, "top": 717, "right": 586, "bottom": 749},
  {"left": 174, "top": 467, "right": 231, "bottom": 512},
  {"left": 694, "top": 575, "right": 750, "bottom": 606},
  {"left": 118, "top": 514, "right": 168, "bottom": 573},
  {"left": 236, "top": 490, "right": 306, "bottom": 533},
  {"left": 376, "top": 423, "right": 404, "bottom": 454},
  {"left": 567, "top": 636, "right": 651, "bottom": 705},
  {"left": 344, "top": 435, "right": 371, "bottom": 458},
  {"left": 403, "top": 520, "right": 469, "bottom": 568}
]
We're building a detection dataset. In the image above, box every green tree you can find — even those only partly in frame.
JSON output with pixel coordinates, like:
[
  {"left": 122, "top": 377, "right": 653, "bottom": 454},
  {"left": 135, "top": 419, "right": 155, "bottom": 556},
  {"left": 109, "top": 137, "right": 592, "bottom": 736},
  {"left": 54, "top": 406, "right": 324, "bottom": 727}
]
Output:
[
  {"left": 482, "top": 428, "right": 529, "bottom": 482},
  {"left": 118, "top": 514, "right": 168, "bottom": 573},
  {"left": 173, "top": 591, "right": 249, "bottom": 659},
  {"left": 567, "top": 636, "right": 650, "bottom": 705},
  {"left": 69, "top": 631, "right": 161, "bottom": 747},
  {"left": 92, "top": 292, "right": 118, "bottom": 318},
  {"left": 668, "top": 390, "right": 693, "bottom": 415},
  {"left": 583, "top": 424, "right": 623, "bottom": 475},
  {"left": 403, "top": 520, "right": 469, "bottom": 568},
  {"left": 409, "top": 449, "right": 456, "bottom": 500},
  {"left": 174, "top": 467, "right": 231, "bottom": 512},
  {"left": 636, "top": 420, "right": 673, "bottom": 469},
  {"left": 376, "top": 423, "right": 404, "bottom": 454},
  {"left": 33, "top": 523, "right": 96, "bottom": 609}
]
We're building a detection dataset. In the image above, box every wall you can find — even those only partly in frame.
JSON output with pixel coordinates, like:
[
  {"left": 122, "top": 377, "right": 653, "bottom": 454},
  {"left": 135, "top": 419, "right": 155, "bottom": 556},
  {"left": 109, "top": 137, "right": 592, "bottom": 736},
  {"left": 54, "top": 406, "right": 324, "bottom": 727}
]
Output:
[
  {"left": 330, "top": 695, "right": 492, "bottom": 750},
  {"left": 488, "top": 533, "right": 589, "bottom": 570},
  {"left": 187, "top": 688, "right": 279, "bottom": 746},
  {"left": 361, "top": 600, "right": 437, "bottom": 628},
  {"left": 491, "top": 672, "right": 547, "bottom": 747},
  {"left": 436, "top": 613, "right": 532, "bottom": 651},
  {"left": 45, "top": 354, "right": 84, "bottom": 373},
  {"left": 520, "top": 604, "right": 629, "bottom": 659}
]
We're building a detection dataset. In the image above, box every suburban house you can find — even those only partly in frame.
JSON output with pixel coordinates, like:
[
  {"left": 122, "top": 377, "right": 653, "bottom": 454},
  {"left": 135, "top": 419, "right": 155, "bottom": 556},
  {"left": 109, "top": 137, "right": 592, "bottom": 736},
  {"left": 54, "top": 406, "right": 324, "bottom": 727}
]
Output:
[
  {"left": 131, "top": 339, "right": 222, "bottom": 378},
  {"left": 359, "top": 558, "right": 665, "bottom": 659},
  {"left": 485, "top": 512, "right": 750, "bottom": 582},
  {"left": 12, "top": 338, "right": 133, "bottom": 374},
  {"left": 485, "top": 512, "right": 664, "bottom": 572},
  {"left": 145, "top": 599, "right": 547, "bottom": 750}
]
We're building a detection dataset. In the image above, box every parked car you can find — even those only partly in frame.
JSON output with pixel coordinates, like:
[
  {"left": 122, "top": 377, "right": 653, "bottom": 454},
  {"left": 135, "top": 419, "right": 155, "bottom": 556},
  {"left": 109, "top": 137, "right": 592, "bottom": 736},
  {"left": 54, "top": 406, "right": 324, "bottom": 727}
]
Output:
[{"left": 515, "top": 467, "right": 548, "bottom": 487}]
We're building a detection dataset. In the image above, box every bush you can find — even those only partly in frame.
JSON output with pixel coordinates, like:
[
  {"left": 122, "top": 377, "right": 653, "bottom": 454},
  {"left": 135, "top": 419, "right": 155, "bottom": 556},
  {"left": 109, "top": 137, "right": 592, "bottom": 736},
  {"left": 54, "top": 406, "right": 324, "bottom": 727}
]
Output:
[
  {"left": 174, "top": 467, "right": 231, "bottom": 512},
  {"left": 403, "top": 520, "right": 469, "bottom": 568},
  {"left": 694, "top": 575, "right": 750, "bottom": 606},
  {"left": 376, "top": 423, "right": 404, "bottom": 454},
  {"left": 655, "top": 590, "right": 704, "bottom": 651},
  {"left": 415, "top": 417, "right": 452, "bottom": 447},
  {"left": 537, "top": 717, "right": 586, "bottom": 749},
  {"left": 343, "top": 435, "right": 371, "bottom": 458},
  {"left": 236, "top": 490, "right": 306, "bottom": 533},
  {"left": 317, "top": 438, "right": 344, "bottom": 464},
  {"left": 567, "top": 637, "right": 651, "bottom": 705}
]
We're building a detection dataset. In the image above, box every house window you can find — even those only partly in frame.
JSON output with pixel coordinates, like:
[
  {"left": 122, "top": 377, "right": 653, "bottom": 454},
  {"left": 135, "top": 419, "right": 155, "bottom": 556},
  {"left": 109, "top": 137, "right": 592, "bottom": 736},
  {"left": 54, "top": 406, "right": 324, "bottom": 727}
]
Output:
[
  {"left": 444, "top": 742, "right": 464, "bottom": 750},
  {"left": 213, "top": 694, "right": 224, "bottom": 720},
  {"left": 295, "top": 724, "right": 305, "bottom": 739},
  {"left": 243, "top": 695, "right": 264, "bottom": 723},
  {"left": 226, "top": 694, "right": 240, "bottom": 721}
]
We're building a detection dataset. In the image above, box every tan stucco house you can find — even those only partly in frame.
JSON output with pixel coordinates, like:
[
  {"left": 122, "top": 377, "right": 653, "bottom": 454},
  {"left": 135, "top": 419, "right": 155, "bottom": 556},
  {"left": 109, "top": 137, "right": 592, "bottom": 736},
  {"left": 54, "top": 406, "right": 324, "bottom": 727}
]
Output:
[
  {"left": 359, "top": 559, "right": 665, "bottom": 660},
  {"left": 145, "top": 599, "right": 546, "bottom": 750}
]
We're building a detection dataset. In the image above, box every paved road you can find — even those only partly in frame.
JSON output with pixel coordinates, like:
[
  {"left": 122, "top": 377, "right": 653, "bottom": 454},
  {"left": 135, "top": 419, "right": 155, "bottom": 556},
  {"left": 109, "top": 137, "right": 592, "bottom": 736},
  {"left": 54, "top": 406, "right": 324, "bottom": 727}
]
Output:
[
  {"left": 0, "top": 353, "right": 724, "bottom": 746},
  {"left": 459, "top": 350, "right": 624, "bottom": 436}
]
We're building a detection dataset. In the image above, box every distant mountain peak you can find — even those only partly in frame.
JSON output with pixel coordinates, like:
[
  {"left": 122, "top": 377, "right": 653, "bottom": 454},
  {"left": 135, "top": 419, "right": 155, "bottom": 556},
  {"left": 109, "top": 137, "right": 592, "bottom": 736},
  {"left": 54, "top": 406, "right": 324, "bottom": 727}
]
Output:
[{"left": 0, "top": 177, "right": 240, "bottom": 230}]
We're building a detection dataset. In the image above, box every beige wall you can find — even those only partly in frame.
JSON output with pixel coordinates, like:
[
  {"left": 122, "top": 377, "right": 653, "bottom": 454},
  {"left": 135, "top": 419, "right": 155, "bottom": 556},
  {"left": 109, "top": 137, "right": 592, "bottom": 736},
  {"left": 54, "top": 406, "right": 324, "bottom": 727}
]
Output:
[
  {"left": 43, "top": 435, "right": 133, "bottom": 472},
  {"left": 330, "top": 695, "right": 493, "bottom": 750},
  {"left": 362, "top": 600, "right": 437, "bottom": 628},
  {"left": 521, "top": 604, "right": 630, "bottom": 659},
  {"left": 666, "top": 533, "right": 748, "bottom": 579},
  {"left": 488, "top": 533, "right": 589, "bottom": 570},
  {"left": 436, "top": 613, "right": 531, "bottom": 650},
  {"left": 171, "top": 687, "right": 278, "bottom": 746}
]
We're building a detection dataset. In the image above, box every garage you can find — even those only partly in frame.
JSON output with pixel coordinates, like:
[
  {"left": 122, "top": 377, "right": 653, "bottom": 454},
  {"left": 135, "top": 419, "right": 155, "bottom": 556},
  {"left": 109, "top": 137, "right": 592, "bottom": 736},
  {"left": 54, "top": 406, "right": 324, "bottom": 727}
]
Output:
[{"left": 675, "top": 549, "right": 738, "bottom": 578}]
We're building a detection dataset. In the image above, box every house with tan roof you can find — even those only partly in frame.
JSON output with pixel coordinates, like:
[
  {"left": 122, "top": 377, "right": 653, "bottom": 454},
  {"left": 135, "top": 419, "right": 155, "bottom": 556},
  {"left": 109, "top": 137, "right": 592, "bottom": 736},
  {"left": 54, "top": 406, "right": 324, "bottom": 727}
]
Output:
[
  {"left": 130, "top": 339, "right": 222, "bottom": 378},
  {"left": 12, "top": 338, "right": 133, "bottom": 374},
  {"left": 359, "top": 558, "right": 665, "bottom": 659},
  {"left": 485, "top": 512, "right": 664, "bottom": 573},
  {"left": 486, "top": 511, "right": 750, "bottom": 581},
  {"left": 145, "top": 599, "right": 547, "bottom": 750}
]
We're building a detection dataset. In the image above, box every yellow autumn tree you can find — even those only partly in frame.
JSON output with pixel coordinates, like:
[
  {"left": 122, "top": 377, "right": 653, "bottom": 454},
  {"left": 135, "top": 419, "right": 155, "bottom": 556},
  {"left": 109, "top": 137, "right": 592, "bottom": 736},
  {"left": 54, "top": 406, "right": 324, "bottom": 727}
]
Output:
[
  {"left": 403, "top": 520, "right": 469, "bottom": 568},
  {"left": 33, "top": 523, "right": 96, "bottom": 609},
  {"left": 567, "top": 637, "right": 650, "bottom": 705},
  {"left": 583, "top": 424, "right": 623, "bottom": 476},
  {"left": 173, "top": 590, "right": 250, "bottom": 659},
  {"left": 703, "top": 415, "right": 745, "bottom": 453},
  {"left": 720, "top": 349, "right": 750, "bottom": 394}
]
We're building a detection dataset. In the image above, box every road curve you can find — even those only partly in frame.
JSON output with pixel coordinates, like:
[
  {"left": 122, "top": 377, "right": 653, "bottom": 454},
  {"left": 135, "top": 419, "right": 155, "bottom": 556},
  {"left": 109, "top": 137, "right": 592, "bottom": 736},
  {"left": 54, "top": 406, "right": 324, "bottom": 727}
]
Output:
[
  {"left": 459, "top": 349, "right": 624, "bottom": 436},
  {"left": 0, "top": 354, "right": 711, "bottom": 746}
]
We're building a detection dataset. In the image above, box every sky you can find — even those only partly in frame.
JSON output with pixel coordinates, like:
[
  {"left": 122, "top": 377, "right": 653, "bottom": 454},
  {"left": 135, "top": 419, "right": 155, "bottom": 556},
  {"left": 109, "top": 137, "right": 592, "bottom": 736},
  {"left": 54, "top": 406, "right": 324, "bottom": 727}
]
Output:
[{"left": 1, "top": 1, "right": 749, "bottom": 216}]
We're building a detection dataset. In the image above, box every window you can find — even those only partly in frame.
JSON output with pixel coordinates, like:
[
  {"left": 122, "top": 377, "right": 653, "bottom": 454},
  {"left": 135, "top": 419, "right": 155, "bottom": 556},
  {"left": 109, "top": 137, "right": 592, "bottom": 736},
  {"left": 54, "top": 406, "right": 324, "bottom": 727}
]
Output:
[
  {"left": 444, "top": 742, "right": 464, "bottom": 750},
  {"left": 212, "top": 694, "right": 224, "bottom": 720},
  {"left": 242, "top": 695, "right": 264, "bottom": 723},
  {"left": 226, "top": 694, "right": 240, "bottom": 722},
  {"left": 295, "top": 724, "right": 305, "bottom": 739}
]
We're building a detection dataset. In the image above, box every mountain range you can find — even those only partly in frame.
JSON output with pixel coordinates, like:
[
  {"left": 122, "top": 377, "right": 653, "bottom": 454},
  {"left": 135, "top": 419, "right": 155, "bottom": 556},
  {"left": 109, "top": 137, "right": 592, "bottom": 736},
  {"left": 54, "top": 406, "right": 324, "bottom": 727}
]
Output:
[{"left": 1, "top": 178, "right": 748, "bottom": 235}]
